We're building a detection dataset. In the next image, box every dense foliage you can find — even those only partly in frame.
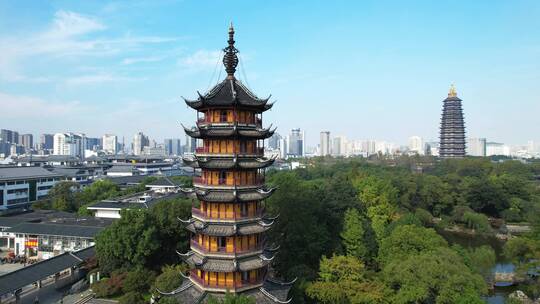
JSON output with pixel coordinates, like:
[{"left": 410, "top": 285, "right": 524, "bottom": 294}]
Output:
[{"left": 91, "top": 156, "right": 540, "bottom": 303}]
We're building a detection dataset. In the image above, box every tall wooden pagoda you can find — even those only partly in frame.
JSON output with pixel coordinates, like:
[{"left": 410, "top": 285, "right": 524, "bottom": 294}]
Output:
[
  {"left": 157, "top": 24, "right": 294, "bottom": 303},
  {"left": 439, "top": 85, "right": 466, "bottom": 158}
]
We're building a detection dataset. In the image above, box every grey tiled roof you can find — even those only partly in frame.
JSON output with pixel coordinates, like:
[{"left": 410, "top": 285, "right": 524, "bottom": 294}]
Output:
[
  {"left": 0, "top": 246, "right": 95, "bottom": 296},
  {"left": 4, "top": 222, "right": 104, "bottom": 238},
  {"left": 0, "top": 166, "right": 62, "bottom": 181},
  {"left": 185, "top": 219, "right": 273, "bottom": 237},
  {"left": 161, "top": 277, "right": 293, "bottom": 304}
]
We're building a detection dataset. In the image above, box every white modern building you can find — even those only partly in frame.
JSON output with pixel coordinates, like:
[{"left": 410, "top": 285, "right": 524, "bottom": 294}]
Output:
[
  {"left": 486, "top": 142, "right": 511, "bottom": 156},
  {"left": 53, "top": 133, "right": 86, "bottom": 158},
  {"left": 320, "top": 131, "right": 331, "bottom": 156},
  {"left": 408, "top": 136, "right": 425, "bottom": 155},
  {"left": 0, "top": 167, "right": 62, "bottom": 212},
  {"left": 132, "top": 132, "right": 149, "bottom": 156},
  {"left": 467, "top": 138, "right": 487, "bottom": 156},
  {"left": 288, "top": 128, "right": 305, "bottom": 157},
  {"left": 102, "top": 134, "right": 118, "bottom": 154}
]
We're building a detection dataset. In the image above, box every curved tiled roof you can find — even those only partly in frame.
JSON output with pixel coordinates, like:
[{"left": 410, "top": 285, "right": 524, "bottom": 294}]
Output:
[
  {"left": 181, "top": 187, "right": 276, "bottom": 203},
  {"left": 182, "top": 155, "right": 275, "bottom": 170},
  {"left": 183, "top": 124, "right": 275, "bottom": 140},
  {"left": 183, "top": 79, "right": 274, "bottom": 112}
]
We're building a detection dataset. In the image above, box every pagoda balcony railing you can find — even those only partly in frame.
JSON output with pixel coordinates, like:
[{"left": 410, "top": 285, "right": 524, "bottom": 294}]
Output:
[
  {"left": 195, "top": 147, "right": 264, "bottom": 156},
  {"left": 190, "top": 240, "right": 264, "bottom": 256},
  {"left": 192, "top": 207, "right": 264, "bottom": 221},
  {"left": 192, "top": 176, "right": 265, "bottom": 188},
  {"left": 196, "top": 119, "right": 263, "bottom": 128},
  {"left": 189, "top": 270, "right": 265, "bottom": 290}
]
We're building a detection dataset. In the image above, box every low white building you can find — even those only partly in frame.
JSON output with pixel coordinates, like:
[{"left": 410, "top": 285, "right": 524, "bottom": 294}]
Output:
[{"left": 0, "top": 167, "right": 62, "bottom": 212}]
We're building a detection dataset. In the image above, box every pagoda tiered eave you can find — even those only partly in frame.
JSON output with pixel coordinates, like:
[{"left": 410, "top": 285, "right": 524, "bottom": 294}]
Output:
[
  {"left": 183, "top": 155, "right": 276, "bottom": 170},
  {"left": 181, "top": 187, "right": 276, "bottom": 203},
  {"left": 183, "top": 79, "right": 274, "bottom": 112},
  {"left": 183, "top": 124, "right": 276, "bottom": 140},
  {"left": 183, "top": 218, "right": 274, "bottom": 237}
]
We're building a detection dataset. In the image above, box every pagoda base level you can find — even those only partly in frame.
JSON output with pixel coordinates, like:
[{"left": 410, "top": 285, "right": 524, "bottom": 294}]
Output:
[{"left": 158, "top": 277, "right": 293, "bottom": 304}]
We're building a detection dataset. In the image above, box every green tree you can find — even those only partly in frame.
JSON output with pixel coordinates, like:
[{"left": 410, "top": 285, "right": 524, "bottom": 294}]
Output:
[
  {"left": 461, "top": 211, "right": 491, "bottom": 233},
  {"left": 149, "top": 198, "right": 192, "bottom": 265},
  {"left": 378, "top": 225, "right": 447, "bottom": 266},
  {"left": 154, "top": 265, "right": 186, "bottom": 293},
  {"left": 341, "top": 208, "right": 369, "bottom": 260},
  {"left": 96, "top": 210, "right": 160, "bottom": 274},
  {"left": 382, "top": 248, "right": 486, "bottom": 304},
  {"left": 353, "top": 175, "right": 397, "bottom": 240},
  {"left": 306, "top": 255, "right": 387, "bottom": 304},
  {"left": 48, "top": 181, "right": 79, "bottom": 212},
  {"left": 118, "top": 291, "right": 145, "bottom": 304},
  {"left": 122, "top": 268, "right": 156, "bottom": 294}
]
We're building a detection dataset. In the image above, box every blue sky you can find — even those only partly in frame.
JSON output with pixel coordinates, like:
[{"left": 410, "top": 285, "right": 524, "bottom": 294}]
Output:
[{"left": 0, "top": 0, "right": 539, "bottom": 146}]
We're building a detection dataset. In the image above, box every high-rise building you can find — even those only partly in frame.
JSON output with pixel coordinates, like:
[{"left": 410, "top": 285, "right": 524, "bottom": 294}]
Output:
[
  {"left": 166, "top": 24, "right": 292, "bottom": 303},
  {"left": 86, "top": 137, "right": 101, "bottom": 151},
  {"left": 408, "top": 136, "right": 425, "bottom": 155},
  {"left": 19, "top": 134, "right": 33, "bottom": 151},
  {"left": 53, "top": 133, "right": 86, "bottom": 158},
  {"left": 288, "top": 128, "right": 304, "bottom": 157},
  {"left": 320, "top": 131, "right": 331, "bottom": 156},
  {"left": 0, "top": 129, "right": 19, "bottom": 144},
  {"left": 486, "top": 142, "right": 510, "bottom": 156},
  {"left": 184, "top": 134, "right": 197, "bottom": 154},
  {"left": 40, "top": 134, "right": 54, "bottom": 150},
  {"left": 467, "top": 138, "right": 486, "bottom": 156},
  {"left": 268, "top": 133, "right": 282, "bottom": 150},
  {"left": 102, "top": 134, "right": 118, "bottom": 154},
  {"left": 439, "top": 85, "right": 466, "bottom": 158},
  {"left": 132, "top": 132, "right": 149, "bottom": 156},
  {"left": 164, "top": 138, "right": 182, "bottom": 156}
]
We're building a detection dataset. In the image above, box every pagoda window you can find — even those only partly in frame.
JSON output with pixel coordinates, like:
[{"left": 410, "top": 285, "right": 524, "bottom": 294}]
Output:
[
  {"left": 220, "top": 110, "right": 228, "bottom": 122},
  {"left": 218, "top": 171, "right": 226, "bottom": 185},
  {"left": 218, "top": 237, "right": 226, "bottom": 249},
  {"left": 240, "top": 203, "right": 248, "bottom": 217},
  {"left": 239, "top": 141, "right": 247, "bottom": 153}
]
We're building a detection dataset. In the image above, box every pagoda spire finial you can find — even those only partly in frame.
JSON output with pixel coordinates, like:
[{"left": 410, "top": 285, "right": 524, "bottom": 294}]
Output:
[
  {"left": 223, "top": 22, "right": 239, "bottom": 79},
  {"left": 448, "top": 83, "right": 457, "bottom": 97}
]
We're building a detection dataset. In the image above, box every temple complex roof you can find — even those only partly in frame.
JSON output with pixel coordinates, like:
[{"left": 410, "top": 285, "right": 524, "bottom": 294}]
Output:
[
  {"left": 183, "top": 124, "right": 276, "bottom": 139},
  {"left": 181, "top": 187, "right": 276, "bottom": 203},
  {"left": 182, "top": 155, "right": 276, "bottom": 170},
  {"left": 184, "top": 218, "right": 274, "bottom": 236}
]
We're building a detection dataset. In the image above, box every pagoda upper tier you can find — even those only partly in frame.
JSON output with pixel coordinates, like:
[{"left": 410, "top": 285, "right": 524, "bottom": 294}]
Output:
[{"left": 183, "top": 79, "right": 274, "bottom": 112}]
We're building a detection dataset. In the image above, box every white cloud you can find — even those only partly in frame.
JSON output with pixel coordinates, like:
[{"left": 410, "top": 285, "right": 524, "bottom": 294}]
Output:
[
  {"left": 122, "top": 56, "right": 165, "bottom": 65},
  {"left": 47, "top": 10, "right": 106, "bottom": 38},
  {"left": 0, "top": 10, "right": 179, "bottom": 82},
  {"left": 0, "top": 91, "right": 84, "bottom": 118},
  {"left": 179, "top": 50, "right": 222, "bottom": 69},
  {"left": 64, "top": 74, "right": 144, "bottom": 85}
]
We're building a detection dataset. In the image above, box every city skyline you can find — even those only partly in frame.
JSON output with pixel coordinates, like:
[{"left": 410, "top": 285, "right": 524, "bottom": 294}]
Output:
[{"left": 1, "top": 1, "right": 539, "bottom": 145}]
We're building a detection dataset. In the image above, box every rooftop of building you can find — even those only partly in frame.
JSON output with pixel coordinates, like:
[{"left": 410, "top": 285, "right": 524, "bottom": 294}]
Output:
[
  {"left": 0, "top": 166, "right": 63, "bottom": 182},
  {"left": 88, "top": 190, "right": 186, "bottom": 211}
]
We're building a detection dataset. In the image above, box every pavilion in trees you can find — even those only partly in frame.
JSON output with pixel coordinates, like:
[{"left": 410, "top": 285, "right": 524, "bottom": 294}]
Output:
[
  {"left": 157, "top": 24, "right": 294, "bottom": 303},
  {"left": 439, "top": 85, "right": 466, "bottom": 158}
]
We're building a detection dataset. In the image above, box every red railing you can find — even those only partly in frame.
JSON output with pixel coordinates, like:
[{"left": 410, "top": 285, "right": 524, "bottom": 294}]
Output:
[
  {"left": 193, "top": 176, "right": 264, "bottom": 187},
  {"left": 194, "top": 146, "right": 264, "bottom": 156},
  {"left": 191, "top": 207, "right": 264, "bottom": 220},
  {"left": 190, "top": 239, "right": 264, "bottom": 255},
  {"left": 189, "top": 270, "right": 264, "bottom": 289}
]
